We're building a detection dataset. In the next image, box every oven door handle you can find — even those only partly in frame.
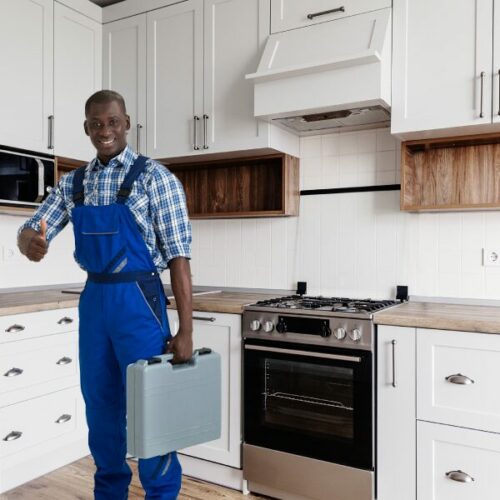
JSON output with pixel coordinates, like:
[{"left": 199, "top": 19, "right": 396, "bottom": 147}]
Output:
[{"left": 244, "top": 344, "right": 362, "bottom": 363}]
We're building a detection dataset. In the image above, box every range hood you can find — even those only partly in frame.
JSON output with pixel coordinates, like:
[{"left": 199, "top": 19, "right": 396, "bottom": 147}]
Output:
[{"left": 246, "top": 8, "right": 392, "bottom": 135}]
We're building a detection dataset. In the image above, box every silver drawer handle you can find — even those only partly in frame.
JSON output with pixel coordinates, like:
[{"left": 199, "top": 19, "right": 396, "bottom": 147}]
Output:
[
  {"left": 5, "top": 324, "right": 25, "bottom": 333},
  {"left": 446, "top": 470, "right": 475, "bottom": 483},
  {"left": 307, "top": 6, "right": 345, "bottom": 20},
  {"left": 4, "top": 367, "right": 23, "bottom": 377},
  {"left": 3, "top": 431, "right": 22, "bottom": 442},
  {"left": 193, "top": 316, "right": 216, "bottom": 322},
  {"left": 55, "top": 414, "right": 72, "bottom": 424},
  {"left": 57, "top": 316, "right": 73, "bottom": 325},
  {"left": 445, "top": 373, "right": 475, "bottom": 385},
  {"left": 56, "top": 356, "right": 72, "bottom": 366},
  {"left": 391, "top": 339, "right": 397, "bottom": 388},
  {"left": 479, "top": 71, "right": 485, "bottom": 118}
]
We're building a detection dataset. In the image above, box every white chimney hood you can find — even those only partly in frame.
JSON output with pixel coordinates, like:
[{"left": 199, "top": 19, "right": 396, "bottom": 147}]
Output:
[{"left": 246, "top": 8, "right": 392, "bottom": 135}]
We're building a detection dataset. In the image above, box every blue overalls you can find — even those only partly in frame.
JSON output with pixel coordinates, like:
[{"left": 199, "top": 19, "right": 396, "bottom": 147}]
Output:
[{"left": 71, "top": 155, "right": 182, "bottom": 499}]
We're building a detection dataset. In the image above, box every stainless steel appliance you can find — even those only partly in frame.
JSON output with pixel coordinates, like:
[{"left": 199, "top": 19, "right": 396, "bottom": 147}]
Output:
[
  {"left": 0, "top": 148, "right": 55, "bottom": 207},
  {"left": 242, "top": 296, "right": 398, "bottom": 500}
]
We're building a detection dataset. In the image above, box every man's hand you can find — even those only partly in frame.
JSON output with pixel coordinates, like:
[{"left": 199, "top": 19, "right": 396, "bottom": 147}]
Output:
[
  {"left": 167, "top": 328, "right": 193, "bottom": 364},
  {"left": 17, "top": 219, "right": 48, "bottom": 262}
]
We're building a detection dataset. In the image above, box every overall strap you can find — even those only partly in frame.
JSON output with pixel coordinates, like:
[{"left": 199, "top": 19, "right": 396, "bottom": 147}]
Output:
[
  {"left": 116, "top": 155, "right": 149, "bottom": 204},
  {"left": 72, "top": 166, "right": 87, "bottom": 206}
]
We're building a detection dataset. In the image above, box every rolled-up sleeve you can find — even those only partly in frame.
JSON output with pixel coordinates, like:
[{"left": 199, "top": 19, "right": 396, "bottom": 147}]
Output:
[{"left": 148, "top": 165, "right": 192, "bottom": 265}]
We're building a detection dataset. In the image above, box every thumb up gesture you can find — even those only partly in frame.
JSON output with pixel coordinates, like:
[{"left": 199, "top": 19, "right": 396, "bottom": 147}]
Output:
[{"left": 18, "top": 219, "right": 49, "bottom": 262}]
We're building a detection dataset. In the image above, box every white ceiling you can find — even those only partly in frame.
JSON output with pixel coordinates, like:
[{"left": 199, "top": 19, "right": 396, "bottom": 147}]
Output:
[{"left": 88, "top": 0, "right": 125, "bottom": 7}]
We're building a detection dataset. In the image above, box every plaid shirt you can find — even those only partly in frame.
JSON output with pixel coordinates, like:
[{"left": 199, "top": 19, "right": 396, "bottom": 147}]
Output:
[{"left": 18, "top": 145, "right": 192, "bottom": 272}]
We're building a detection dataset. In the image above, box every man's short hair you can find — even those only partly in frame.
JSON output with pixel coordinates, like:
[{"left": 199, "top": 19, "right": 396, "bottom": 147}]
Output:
[{"left": 85, "top": 90, "right": 127, "bottom": 116}]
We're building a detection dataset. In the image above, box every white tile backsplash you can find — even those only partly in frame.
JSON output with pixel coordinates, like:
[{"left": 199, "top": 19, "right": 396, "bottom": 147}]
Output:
[{"left": 3, "top": 128, "right": 500, "bottom": 300}]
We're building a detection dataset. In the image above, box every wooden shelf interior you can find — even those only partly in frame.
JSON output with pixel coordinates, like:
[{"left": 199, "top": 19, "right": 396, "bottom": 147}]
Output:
[
  {"left": 401, "top": 133, "right": 500, "bottom": 211},
  {"left": 56, "top": 156, "right": 86, "bottom": 180},
  {"left": 169, "top": 154, "right": 299, "bottom": 218}
]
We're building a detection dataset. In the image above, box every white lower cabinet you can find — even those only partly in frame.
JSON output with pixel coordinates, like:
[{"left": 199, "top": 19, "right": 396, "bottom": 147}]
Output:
[
  {"left": 167, "top": 309, "right": 242, "bottom": 468},
  {"left": 376, "top": 325, "right": 416, "bottom": 500},
  {"left": 417, "top": 420, "right": 500, "bottom": 500},
  {"left": 0, "top": 307, "right": 88, "bottom": 494}
]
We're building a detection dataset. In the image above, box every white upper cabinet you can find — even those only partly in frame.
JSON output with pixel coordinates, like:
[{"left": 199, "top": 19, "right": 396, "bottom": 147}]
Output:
[
  {"left": 493, "top": 5, "right": 500, "bottom": 124},
  {"left": 54, "top": 2, "right": 102, "bottom": 161},
  {"left": 392, "top": 0, "right": 494, "bottom": 139},
  {"left": 0, "top": 0, "right": 54, "bottom": 153},
  {"left": 103, "top": 14, "right": 147, "bottom": 154},
  {"left": 146, "top": 1, "right": 203, "bottom": 158},
  {"left": 270, "top": 0, "right": 390, "bottom": 33}
]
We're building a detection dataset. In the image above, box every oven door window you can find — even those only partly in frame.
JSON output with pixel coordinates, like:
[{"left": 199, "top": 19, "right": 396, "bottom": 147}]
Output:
[{"left": 244, "top": 341, "right": 372, "bottom": 469}]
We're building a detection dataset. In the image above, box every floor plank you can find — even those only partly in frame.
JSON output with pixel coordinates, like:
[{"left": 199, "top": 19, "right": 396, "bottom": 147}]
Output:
[{"left": 0, "top": 456, "right": 264, "bottom": 499}]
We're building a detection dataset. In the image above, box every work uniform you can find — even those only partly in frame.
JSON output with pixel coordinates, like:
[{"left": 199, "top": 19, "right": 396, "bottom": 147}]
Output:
[{"left": 19, "top": 147, "right": 191, "bottom": 499}]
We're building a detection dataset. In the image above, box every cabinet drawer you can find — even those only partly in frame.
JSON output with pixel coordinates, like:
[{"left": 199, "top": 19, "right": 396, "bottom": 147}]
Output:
[
  {"left": 417, "top": 329, "right": 500, "bottom": 433},
  {"left": 0, "top": 387, "right": 84, "bottom": 458},
  {"left": 0, "top": 333, "right": 78, "bottom": 396},
  {"left": 417, "top": 421, "right": 500, "bottom": 500},
  {"left": 271, "top": 0, "right": 390, "bottom": 33},
  {"left": 0, "top": 308, "right": 78, "bottom": 344}
]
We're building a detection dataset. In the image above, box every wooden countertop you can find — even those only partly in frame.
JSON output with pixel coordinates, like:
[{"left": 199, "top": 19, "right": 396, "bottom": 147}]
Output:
[
  {"left": 374, "top": 301, "right": 500, "bottom": 334},
  {"left": 0, "top": 288, "right": 278, "bottom": 317},
  {"left": 168, "top": 291, "right": 278, "bottom": 314}
]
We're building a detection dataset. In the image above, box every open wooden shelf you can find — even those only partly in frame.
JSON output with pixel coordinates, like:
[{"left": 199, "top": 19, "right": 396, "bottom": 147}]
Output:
[
  {"left": 168, "top": 152, "right": 300, "bottom": 219},
  {"left": 401, "top": 133, "right": 500, "bottom": 211},
  {"left": 56, "top": 156, "right": 86, "bottom": 181}
]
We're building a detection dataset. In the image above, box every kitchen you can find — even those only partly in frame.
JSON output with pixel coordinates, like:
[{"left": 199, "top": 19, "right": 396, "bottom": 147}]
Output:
[{"left": 1, "top": 0, "right": 500, "bottom": 499}]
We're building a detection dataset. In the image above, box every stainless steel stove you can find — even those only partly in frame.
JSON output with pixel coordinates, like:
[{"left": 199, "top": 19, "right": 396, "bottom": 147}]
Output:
[{"left": 242, "top": 295, "right": 399, "bottom": 500}]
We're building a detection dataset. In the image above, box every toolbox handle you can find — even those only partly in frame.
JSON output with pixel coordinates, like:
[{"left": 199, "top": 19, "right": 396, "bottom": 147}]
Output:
[{"left": 147, "top": 348, "right": 212, "bottom": 367}]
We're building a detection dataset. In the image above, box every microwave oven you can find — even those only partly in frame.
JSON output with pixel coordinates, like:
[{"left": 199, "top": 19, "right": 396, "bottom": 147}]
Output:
[{"left": 0, "top": 148, "right": 55, "bottom": 207}]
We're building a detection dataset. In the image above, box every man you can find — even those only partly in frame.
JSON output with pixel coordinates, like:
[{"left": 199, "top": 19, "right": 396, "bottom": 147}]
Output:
[{"left": 17, "top": 90, "right": 193, "bottom": 500}]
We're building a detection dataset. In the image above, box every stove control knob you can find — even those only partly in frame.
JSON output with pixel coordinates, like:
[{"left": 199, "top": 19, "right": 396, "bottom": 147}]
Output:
[
  {"left": 250, "top": 320, "right": 261, "bottom": 332},
  {"left": 263, "top": 321, "right": 274, "bottom": 333},
  {"left": 334, "top": 327, "right": 346, "bottom": 340},
  {"left": 276, "top": 319, "right": 287, "bottom": 334},
  {"left": 320, "top": 323, "right": 332, "bottom": 338},
  {"left": 349, "top": 328, "right": 362, "bottom": 342}
]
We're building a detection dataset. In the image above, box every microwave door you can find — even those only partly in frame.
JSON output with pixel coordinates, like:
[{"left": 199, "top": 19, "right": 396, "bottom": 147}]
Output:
[{"left": 34, "top": 158, "right": 44, "bottom": 203}]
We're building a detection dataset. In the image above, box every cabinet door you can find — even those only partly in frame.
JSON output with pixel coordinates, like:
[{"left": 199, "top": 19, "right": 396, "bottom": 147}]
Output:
[
  {"left": 392, "top": 0, "right": 493, "bottom": 137},
  {"left": 417, "top": 421, "right": 500, "bottom": 500},
  {"left": 167, "top": 309, "right": 242, "bottom": 468},
  {"left": 0, "top": 0, "right": 53, "bottom": 153},
  {"left": 203, "top": 0, "right": 269, "bottom": 153},
  {"left": 54, "top": 2, "right": 102, "bottom": 161},
  {"left": 147, "top": 1, "right": 203, "bottom": 158},
  {"left": 270, "top": 0, "right": 390, "bottom": 33},
  {"left": 493, "top": 6, "right": 500, "bottom": 124},
  {"left": 377, "top": 325, "right": 416, "bottom": 500},
  {"left": 103, "top": 14, "right": 147, "bottom": 154}
]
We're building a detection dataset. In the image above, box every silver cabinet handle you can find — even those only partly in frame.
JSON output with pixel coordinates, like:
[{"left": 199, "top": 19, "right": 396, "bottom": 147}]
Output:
[
  {"left": 479, "top": 71, "right": 485, "bottom": 118},
  {"left": 446, "top": 470, "right": 475, "bottom": 483},
  {"left": 56, "top": 356, "right": 72, "bottom": 366},
  {"left": 55, "top": 414, "right": 72, "bottom": 424},
  {"left": 4, "top": 367, "right": 23, "bottom": 377},
  {"left": 5, "top": 324, "right": 25, "bottom": 333},
  {"left": 245, "top": 344, "right": 361, "bottom": 362},
  {"left": 193, "top": 115, "right": 200, "bottom": 150},
  {"left": 307, "top": 6, "right": 345, "bottom": 20},
  {"left": 202, "top": 114, "right": 209, "bottom": 149},
  {"left": 136, "top": 123, "right": 143, "bottom": 154},
  {"left": 497, "top": 69, "right": 500, "bottom": 116},
  {"left": 445, "top": 373, "right": 475, "bottom": 385},
  {"left": 193, "top": 316, "right": 216, "bottom": 322},
  {"left": 3, "top": 431, "right": 22, "bottom": 442},
  {"left": 391, "top": 339, "right": 397, "bottom": 388},
  {"left": 57, "top": 316, "right": 73, "bottom": 325},
  {"left": 48, "top": 115, "right": 54, "bottom": 149}
]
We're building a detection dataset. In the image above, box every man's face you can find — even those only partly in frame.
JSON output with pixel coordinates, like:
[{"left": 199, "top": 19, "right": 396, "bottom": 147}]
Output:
[{"left": 84, "top": 100, "right": 130, "bottom": 163}]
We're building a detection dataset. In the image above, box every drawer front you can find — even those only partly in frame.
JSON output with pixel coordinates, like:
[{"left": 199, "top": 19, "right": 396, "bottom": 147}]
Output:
[
  {"left": 0, "top": 387, "right": 85, "bottom": 458},
  {"left": 0, "top": 333, "right": 78, "bottom": 395},
  {"left": 417, "top": 421, "right": 500, "bottom": 500},
  {"left": 271, "top": 0, "right": 390, "bottom": 33},
  {"left": 417, "top": 329, "right": 500, "bottom": 433},
  {"left": 0, "top": 308, "right": 78, "bottom": 344}
]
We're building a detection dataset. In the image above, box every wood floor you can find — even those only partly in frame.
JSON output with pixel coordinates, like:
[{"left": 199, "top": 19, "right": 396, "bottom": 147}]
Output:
[{"left": 0, "top": 456, "right": 264, "bottom": 500}]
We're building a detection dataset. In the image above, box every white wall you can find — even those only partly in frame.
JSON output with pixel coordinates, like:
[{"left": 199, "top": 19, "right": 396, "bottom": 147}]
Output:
[{"left": 2, "top": 127, "right": 500, "bottom": 300}]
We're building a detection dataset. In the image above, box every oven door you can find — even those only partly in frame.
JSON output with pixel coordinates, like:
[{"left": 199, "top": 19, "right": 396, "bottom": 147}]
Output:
[{"left": 244, "top": 338, "right": 373, "bottom": 470}]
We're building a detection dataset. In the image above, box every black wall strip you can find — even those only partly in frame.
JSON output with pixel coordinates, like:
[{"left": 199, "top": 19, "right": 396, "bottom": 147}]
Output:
[{"left": 300, "top": 184, "right": 401, "bottom": 196}]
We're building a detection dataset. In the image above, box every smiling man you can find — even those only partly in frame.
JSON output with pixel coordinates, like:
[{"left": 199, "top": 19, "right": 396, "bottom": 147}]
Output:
[{"left": 17, "top": 90, "right": 193, "bottom": 500}]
